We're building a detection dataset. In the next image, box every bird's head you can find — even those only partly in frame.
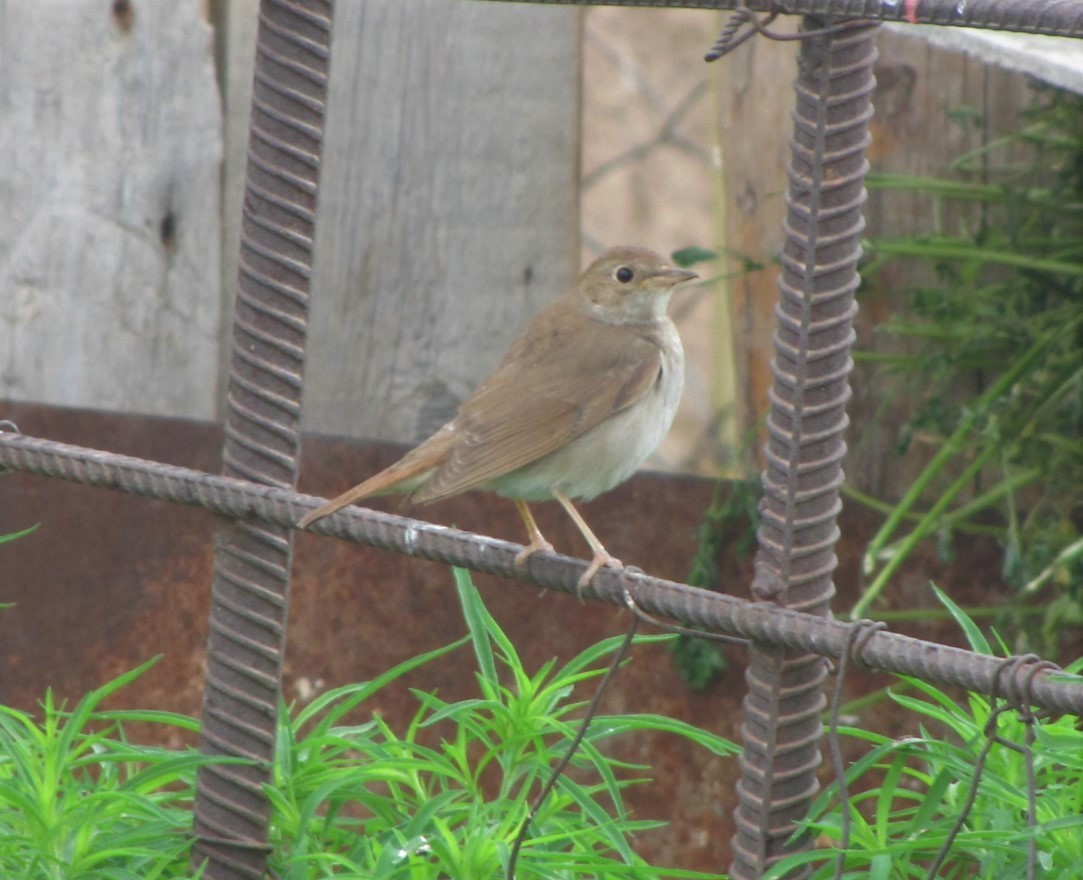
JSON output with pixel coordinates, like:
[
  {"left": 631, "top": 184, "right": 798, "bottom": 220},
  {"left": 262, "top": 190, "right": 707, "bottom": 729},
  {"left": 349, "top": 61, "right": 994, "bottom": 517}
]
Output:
[{"left": 575, "top": 246, "right": 697, "bottom": 324}]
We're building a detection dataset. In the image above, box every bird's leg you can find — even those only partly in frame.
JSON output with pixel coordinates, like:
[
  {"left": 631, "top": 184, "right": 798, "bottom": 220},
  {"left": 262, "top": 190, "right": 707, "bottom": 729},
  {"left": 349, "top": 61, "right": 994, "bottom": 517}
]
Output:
[
  {"left": 553, "top": 490, "right": 622, "bottom": 595},
  {"left": 513, "top": 500, "right": 556, "bottom": 569}
]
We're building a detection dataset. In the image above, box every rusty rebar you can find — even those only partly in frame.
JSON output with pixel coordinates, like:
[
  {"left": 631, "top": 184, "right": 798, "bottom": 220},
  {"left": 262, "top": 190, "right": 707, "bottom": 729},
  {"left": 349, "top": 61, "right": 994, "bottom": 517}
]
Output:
[
  {"left": 3, "top": 430, "right": 1082, "bottom": 718},
  {"left": 191, "top": 2, "right": 333, "bottom": 878},
  {"left": 468, "top": 0, "right": 1083, "bottom": 38},
  {"left": 729, "top": 18, "right": 877, "bottom": 880}
]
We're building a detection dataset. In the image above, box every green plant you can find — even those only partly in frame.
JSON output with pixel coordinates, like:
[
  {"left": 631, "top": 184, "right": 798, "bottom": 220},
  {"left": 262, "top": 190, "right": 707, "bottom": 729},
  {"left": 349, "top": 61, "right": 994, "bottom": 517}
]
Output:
[
  {"left": 0, "top": 573, "right": 737, "bottom": 879},
  {"left": 0, "top": 524, "right": 40, "bottom": 613},
  {"left": 852, "top": 87, "right": 1083, "bottom": 637},
  {"left": 0, "top": 523, "right": 41, "bottom": 546},
  {"left": 766, "top": 587, "right": 1083, "bottom": 880},
  {"left": 672, "top": 476, "right": 760, "bottom": 690},
  {"left": 266, "top": 568, "right": 738, "bottom": 878},
  {"left": 0, "top": 658, "right": 218, "bottom": 879}
]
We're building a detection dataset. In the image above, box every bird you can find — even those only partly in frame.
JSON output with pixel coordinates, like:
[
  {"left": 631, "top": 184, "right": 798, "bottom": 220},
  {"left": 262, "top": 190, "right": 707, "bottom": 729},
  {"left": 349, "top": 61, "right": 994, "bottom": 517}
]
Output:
[{"left": 298, "top": 245, "right": 697, "bottom": 591}]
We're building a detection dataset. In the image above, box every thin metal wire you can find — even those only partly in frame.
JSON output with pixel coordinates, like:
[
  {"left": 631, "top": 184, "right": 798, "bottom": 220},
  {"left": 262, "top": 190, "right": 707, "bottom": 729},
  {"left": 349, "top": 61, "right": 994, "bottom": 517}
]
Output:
[
  {"left": 704, "top": 6, "right": 776, "bottom": 61},
  {"left": 996, "top": 657, "right": 1056, "bottom": 880},
  {"left": 623, "top": 567, "right": 751, "bottom": 646},
  {"left": 925, "top": 654, "right": 1058, "bottom": 879},
  {"left": 507, "top": 595, "right": 640, "bottom": 880},
  {"left": 1021, "top": 712, "right": 1039, "bottom": 880},
  {"left": 704, "top": 1, "right": 870, "bottom": 62},
  {"left": 3, "top": 430, "right": 1079, "bottom": 717},
  {"left": 827, "top": 620, "right": 886, "bottom": 879},
  {"left": 924, "top": 702, "right": 1013, "bottom": 879}
]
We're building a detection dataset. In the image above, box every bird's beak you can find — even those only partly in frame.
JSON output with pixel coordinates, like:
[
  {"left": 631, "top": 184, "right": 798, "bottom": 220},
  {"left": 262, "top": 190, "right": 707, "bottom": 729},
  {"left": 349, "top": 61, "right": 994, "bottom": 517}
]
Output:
[{"left": 650, "top": 266, "right": 698, "bottom": 285}]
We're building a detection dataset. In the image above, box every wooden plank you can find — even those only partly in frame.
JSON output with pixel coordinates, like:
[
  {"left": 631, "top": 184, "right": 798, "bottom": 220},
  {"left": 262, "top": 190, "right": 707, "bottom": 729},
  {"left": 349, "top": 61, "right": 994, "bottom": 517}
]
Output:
[
  {"left": 0, "top": 1, "right": 222, "bottom": 418},
  {"left": 713, "top": 18, "right": 802, "bottom": 474},
  {"left": 851, "top": 28, "right": 1034, "bottom": 498},
  {"left": 220, "top": 0, "right": 581, "bottom": 443},
  {"left": 894, "top": 24, "right": 1083, "bottom": 96},
  {"left": 715, "top": 25, "right": 1035, "bottom": 498},
  {"left": 581, "top": 7, "right": 734, "bottom": 477}
]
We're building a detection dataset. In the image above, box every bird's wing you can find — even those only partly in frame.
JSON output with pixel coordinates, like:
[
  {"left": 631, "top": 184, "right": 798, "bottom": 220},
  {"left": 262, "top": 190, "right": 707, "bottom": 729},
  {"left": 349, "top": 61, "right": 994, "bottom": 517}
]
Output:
[{"left": 413, "top": 310, "right": 664, "bottom": 502}]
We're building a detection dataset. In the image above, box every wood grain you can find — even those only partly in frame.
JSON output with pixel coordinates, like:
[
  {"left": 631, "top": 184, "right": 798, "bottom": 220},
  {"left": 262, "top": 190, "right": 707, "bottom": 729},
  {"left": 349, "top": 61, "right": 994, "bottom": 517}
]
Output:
[
  {"left": 220, "top": 0, "right": 582, "bottom": 443},
  {"left": 0, "top": 0, "right": 222, "bottom": 417}
]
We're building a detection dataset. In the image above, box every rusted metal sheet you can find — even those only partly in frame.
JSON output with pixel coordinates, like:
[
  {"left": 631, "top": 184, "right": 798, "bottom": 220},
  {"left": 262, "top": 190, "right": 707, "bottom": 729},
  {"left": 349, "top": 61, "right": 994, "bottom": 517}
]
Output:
[{"left": 0, "top": 401, "right": 1020, "bottom": 871}]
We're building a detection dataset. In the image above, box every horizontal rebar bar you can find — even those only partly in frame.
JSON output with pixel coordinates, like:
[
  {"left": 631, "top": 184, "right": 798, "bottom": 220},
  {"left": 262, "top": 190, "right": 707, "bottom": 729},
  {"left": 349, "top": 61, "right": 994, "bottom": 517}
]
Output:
[
  {"left": 468, "top": 0, "right": 1083, "bottom": 39},
  {"left": 4, "top": 430, "right": 1081, "bottom": 716}
]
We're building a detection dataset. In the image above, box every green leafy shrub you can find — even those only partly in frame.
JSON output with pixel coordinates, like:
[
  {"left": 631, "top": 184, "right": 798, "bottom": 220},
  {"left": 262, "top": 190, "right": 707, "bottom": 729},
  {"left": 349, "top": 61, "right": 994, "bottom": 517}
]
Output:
[
  {"left": 0, "top": 573, "right": 737, "bottom": 879},
  {"left": 266, "top": 569, "right": 737, "bottom": 878},
  {"left": 853, "top": 87, "right": 1083, "bottom": 637},
  {"left": 768, "top": 588, "right": 1083, "bottom": 879}
]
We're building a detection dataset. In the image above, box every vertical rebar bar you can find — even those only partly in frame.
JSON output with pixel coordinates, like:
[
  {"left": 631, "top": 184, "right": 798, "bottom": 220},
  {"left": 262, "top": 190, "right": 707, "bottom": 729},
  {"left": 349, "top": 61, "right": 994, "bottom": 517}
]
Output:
[
  {"left": 191, "top": 2, "right": 333, "bottom": 878},
  {"left": 729, "top": 19, "right": 878, "bottom": 880}
]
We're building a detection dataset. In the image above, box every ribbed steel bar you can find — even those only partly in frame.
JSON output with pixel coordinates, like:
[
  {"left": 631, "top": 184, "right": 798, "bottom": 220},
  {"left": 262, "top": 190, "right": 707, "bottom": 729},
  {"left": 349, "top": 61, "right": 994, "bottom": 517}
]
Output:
[
  {"left": 730, "top": 19, "right": 877, "bottom": 880},
  {"left": 191, "top": 2, "right": 333, "bottom": 878},
  {"left": 469, "top": 0, "right": 1083, "bottom": 38},
  {"left": 4, "top": 431, "right": 1082, "bottom": 717}
]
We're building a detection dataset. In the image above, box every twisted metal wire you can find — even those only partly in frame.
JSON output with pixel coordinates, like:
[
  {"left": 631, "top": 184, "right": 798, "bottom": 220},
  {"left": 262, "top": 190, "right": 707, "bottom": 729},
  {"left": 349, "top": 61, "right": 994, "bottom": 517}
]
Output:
[
  {"left": 191, "top": 2, "right": 333, "bottom": 878},
  {"left": 3, "top": 430, "right": 1081, "bottom": 718},
  {"left": 827, "top": 620, "right": 886, "bottom": 878},
  {"left": 469, "top": 0, "right": 1083, "bottom": 38}
]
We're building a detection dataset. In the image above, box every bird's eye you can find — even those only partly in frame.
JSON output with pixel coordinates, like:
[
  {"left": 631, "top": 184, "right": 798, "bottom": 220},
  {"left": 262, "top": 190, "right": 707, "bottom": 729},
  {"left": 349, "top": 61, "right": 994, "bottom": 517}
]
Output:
[{"left": 615, "top": 266, "right": 634, "bottom": 283}]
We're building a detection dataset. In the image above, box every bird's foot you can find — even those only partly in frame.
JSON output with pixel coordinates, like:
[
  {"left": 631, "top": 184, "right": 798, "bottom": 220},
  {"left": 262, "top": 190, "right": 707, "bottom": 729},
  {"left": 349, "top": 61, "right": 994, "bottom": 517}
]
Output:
[
  {"left": 514, "top": 536, "right": 556, "bottom": 571},
  {"left": 576, "top": 552, "right": 623, "bottom": 599}
]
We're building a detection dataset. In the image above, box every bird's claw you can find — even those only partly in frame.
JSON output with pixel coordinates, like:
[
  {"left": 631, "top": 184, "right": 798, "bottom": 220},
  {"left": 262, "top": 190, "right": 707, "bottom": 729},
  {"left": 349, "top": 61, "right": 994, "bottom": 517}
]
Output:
[
  {"left": 576, "top": 553, "right": 623, "bottom": 600},
  {"left": 515, "top": 540, "right": 623, "bottom": 602},
  {"left": 514, "top": 539, "right": 555, "bottom": 571}
]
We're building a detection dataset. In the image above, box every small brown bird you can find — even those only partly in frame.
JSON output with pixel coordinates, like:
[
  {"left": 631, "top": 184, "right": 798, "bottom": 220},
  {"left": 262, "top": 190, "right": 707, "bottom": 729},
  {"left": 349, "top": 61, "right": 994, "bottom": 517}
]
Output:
[{"left": 298, "top": 245, "right": 696, "bottom": 590}]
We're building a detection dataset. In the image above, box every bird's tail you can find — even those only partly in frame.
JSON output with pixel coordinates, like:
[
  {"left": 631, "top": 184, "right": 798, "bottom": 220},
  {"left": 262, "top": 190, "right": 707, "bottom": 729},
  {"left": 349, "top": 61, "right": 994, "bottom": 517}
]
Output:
[{"left": 297, "top": 427, "right": 454, "bottom": 529}]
